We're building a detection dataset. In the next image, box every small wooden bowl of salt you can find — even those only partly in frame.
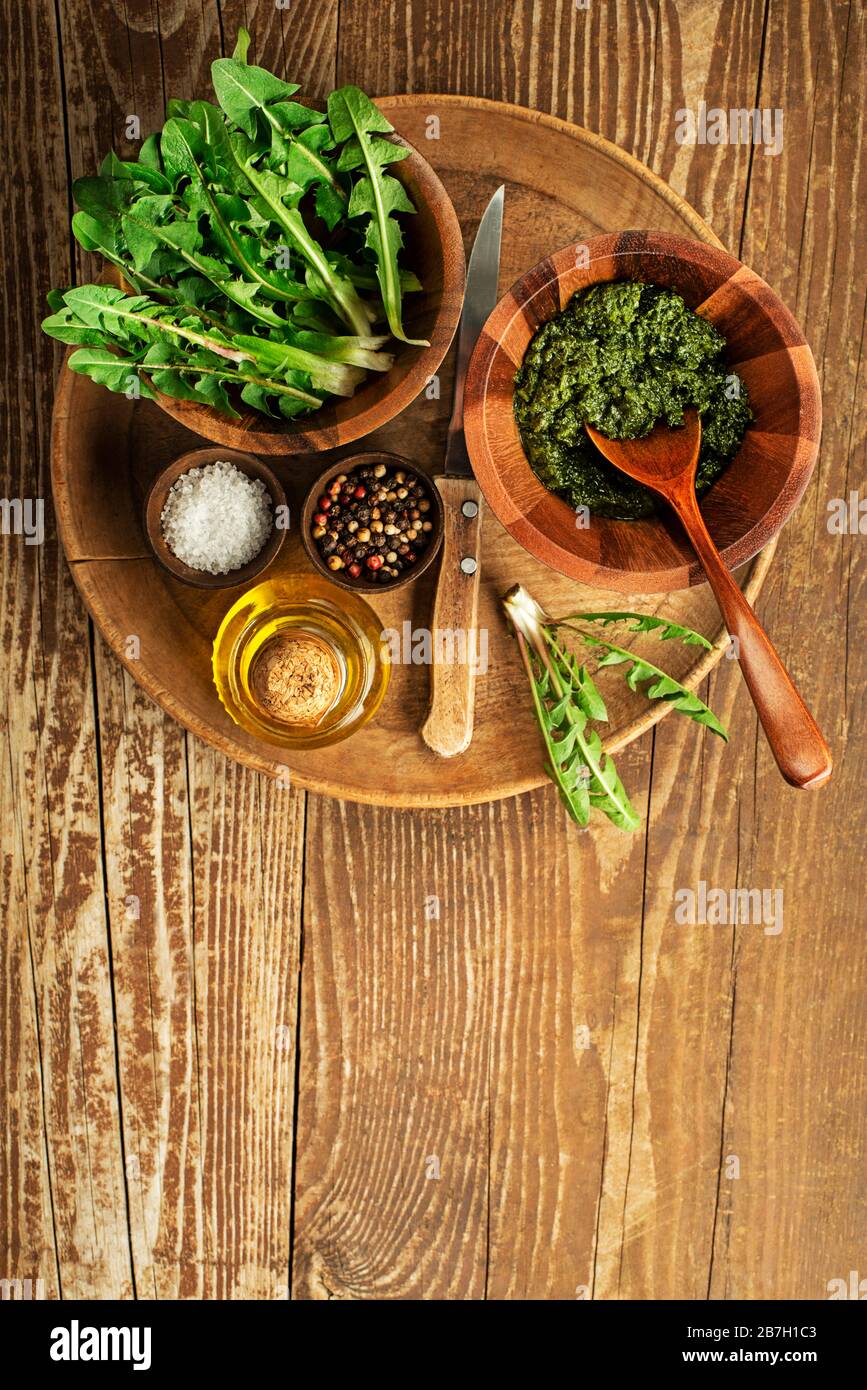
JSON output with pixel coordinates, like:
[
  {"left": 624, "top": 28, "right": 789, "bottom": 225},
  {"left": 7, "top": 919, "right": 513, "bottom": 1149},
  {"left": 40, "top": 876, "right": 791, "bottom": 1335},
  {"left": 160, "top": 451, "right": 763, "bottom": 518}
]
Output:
[{"left": 144, "top": 447, "right": 287, "bottom": 589}]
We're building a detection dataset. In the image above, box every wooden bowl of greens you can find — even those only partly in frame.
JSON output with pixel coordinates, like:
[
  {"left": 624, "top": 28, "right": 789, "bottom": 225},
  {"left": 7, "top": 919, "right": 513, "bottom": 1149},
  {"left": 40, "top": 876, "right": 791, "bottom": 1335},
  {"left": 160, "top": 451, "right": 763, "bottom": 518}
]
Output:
[
  {"left": 463, "top": 230, "right": 822, "bottom": 593},
  {"left": 42, "top": 29, "right": 466, "bottom": 457}
]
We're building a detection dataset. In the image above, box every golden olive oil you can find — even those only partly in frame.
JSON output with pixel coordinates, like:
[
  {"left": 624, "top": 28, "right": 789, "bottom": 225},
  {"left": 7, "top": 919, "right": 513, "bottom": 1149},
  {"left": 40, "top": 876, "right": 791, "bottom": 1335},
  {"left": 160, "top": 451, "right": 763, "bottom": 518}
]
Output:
[{"left": 213, "top": 577, "right": 389, "bottom": 749}]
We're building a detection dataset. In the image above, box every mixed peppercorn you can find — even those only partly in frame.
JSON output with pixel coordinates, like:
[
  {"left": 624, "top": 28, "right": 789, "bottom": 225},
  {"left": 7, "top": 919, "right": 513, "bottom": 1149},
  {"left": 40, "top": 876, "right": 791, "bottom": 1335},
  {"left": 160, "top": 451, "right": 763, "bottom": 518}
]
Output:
[{"left": 310, "top": 460, "right": 435, "bottom": 584}]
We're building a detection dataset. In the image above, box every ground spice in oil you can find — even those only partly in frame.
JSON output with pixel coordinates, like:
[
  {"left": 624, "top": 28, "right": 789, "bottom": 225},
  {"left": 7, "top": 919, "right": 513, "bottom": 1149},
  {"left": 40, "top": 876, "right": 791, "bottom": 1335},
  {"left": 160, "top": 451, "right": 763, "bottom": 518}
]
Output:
[{"left": 251, "top": 633, "right": 341, "bottom": 725}]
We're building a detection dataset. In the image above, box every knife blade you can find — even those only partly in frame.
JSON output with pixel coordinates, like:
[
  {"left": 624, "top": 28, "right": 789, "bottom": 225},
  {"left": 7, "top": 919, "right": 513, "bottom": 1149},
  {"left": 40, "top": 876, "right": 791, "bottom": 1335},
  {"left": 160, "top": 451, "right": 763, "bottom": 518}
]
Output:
[
  {"left": 443, "top": 184, "right": 505, "bottom": 478},
  {"left": 420, "top": 186, "right": 504, "bottom": 759}
]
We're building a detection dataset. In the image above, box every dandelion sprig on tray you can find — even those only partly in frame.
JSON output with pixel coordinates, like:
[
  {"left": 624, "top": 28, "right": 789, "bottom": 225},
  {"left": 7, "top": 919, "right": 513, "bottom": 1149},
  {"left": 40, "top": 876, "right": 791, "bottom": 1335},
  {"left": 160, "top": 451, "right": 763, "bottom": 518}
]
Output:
[{"left": 503, "top": 585, "right": 727, "bottom": 832}]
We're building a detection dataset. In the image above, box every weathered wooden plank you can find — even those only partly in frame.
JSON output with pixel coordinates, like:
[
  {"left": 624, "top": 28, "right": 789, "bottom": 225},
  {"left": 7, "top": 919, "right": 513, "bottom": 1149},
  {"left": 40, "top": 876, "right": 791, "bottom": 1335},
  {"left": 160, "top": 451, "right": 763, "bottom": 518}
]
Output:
[
  {"left": 596, "top": 670, "right": 751, "bottom": 1299},
  {"left": 95, "top": 637, "right": 308, "bottom": 1300},
  {"left": 0, "top": 0, "right": 132, "bottom": 1299},
  {"left": 92, "top": 645, "right": 200, "bottom": 1300},
  {"left": 51, "top": 0, "right": 211, "bottom": 1303},
  {"left": 702, "top": 0, "right": 867, "bottom": 1300},
  {"left": 584, "top": 0, "right": 774, "bottom": 1301},
  {"left": 58, "top": 0, "right": 328, "bottom": 1299},
  {"left": 483, "top": 745, "right": 654, "bottom": 1301},
  {"left": 590, "top": 0, "right": 867, "bottom": 1301},
  {"left": 184, "top": 742, "right": 306, "bottom": 1300}
]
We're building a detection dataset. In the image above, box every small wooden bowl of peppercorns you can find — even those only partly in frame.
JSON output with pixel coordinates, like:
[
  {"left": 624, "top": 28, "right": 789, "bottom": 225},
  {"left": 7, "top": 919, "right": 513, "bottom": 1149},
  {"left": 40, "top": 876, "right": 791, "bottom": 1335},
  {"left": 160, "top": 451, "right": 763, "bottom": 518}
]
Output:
[{"left": 300, "top": 452, "right": 444, "bottom": 593}]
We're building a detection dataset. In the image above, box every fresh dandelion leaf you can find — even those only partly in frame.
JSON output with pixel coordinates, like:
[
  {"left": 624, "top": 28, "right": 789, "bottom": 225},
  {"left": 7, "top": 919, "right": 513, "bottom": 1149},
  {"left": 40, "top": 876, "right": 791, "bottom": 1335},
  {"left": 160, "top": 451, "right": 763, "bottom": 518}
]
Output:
[
  {"left": 231, "top": 27, "right": 251, "bottom": 63},
  {"left": 560, "top": 625, "right": 728, "bottom": 740},
  {"left": 66, "top": 347, "right": 156, "bottom": 398},
  {"left": 231, "top": 152, "right": 373, "bottom": 334},
  {"left": 210, "top": 57, "right": 300, "bottom": 138},
  {"left": 99, "top": 149, "right": 172, "bottom": 194},
  {"left": 560, "top": 610, "right": 715, "bottom": 649},
  {"left": 214, "top": 33, "right": 347, "bottom": 222},
  {"left": 139, "top": 133, "right": 163, "bottom": 170},
  {"left": 268, "top": 101, "right": 329, "bottom": 132},
  {"left": 327, "top": 85, "right": 428, "bottom": 346},
  {"left": 43, "top": 287, "right": 335, "bottom": 414},
  {"left": 337, "top": 135, "right": 411, "bottom": 173},
  {"left": 504, "top": 585, "right": 726, "bottom": 832}
]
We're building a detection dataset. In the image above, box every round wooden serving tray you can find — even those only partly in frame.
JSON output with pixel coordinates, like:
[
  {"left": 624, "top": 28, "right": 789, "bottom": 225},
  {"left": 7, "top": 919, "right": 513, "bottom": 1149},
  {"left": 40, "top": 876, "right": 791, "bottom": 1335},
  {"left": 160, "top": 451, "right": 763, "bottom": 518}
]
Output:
[{"left": 52, "top": 95, "right": 776, "bottom": 809}]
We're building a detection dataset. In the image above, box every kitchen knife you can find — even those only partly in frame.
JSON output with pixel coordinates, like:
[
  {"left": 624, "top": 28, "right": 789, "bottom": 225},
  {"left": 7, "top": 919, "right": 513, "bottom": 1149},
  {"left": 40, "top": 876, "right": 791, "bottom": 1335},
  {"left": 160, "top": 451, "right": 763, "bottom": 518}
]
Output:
[{"left": 420, "top": 185, "right": 504, "bottom": 758}]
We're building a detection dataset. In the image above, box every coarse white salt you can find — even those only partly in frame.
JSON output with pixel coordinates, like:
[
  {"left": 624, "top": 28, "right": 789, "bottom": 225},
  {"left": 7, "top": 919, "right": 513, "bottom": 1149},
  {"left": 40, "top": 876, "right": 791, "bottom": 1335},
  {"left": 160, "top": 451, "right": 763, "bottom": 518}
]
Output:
[{"left": 161, "top": 460, "right": 273, "bottom": 574}]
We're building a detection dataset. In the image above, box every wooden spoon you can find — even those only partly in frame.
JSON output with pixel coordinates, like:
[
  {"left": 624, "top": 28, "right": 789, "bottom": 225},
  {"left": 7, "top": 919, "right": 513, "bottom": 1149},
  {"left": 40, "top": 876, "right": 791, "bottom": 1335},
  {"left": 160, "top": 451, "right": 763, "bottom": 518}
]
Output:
[{"left": 585, "top": 410, "right": 832, "bottom": 788}]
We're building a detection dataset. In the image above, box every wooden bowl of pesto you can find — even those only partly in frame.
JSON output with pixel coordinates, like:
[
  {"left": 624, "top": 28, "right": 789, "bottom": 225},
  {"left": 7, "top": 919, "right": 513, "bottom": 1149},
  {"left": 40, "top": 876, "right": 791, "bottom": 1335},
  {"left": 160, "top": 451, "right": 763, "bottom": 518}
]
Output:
[{"left": 463, "top": 230, "right": 822, "bottom": 593}]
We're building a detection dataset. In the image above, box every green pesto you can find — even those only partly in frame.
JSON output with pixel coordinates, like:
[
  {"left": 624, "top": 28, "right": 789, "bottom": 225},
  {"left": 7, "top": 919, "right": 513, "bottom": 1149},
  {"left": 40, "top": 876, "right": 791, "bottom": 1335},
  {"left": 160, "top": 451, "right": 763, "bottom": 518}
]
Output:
[{"left": 513, "top": 280, "right": 752, "bottom": 520}]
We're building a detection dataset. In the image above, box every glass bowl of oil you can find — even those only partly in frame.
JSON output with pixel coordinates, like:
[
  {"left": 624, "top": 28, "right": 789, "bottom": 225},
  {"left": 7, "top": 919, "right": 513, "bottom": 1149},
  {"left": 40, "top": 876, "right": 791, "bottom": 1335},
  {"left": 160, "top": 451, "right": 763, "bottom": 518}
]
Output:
[{"left": 213, "top": 575, "right": 389, "bottom": 748}]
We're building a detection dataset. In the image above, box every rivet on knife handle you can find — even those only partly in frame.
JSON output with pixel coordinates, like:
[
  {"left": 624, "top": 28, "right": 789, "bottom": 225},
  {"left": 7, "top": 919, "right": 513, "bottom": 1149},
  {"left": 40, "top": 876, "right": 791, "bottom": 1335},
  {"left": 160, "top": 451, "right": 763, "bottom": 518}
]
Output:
[{"left": 421, "top": 476, "right": 484, "bottom": 758}]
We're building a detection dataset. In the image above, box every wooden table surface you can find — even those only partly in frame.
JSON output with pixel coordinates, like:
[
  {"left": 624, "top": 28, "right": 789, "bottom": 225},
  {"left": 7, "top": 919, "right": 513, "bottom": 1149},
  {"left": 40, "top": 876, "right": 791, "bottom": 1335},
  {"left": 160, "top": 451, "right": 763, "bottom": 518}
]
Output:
[{"left": 2, "top": 0, "right": 864, "bottom": 1301}]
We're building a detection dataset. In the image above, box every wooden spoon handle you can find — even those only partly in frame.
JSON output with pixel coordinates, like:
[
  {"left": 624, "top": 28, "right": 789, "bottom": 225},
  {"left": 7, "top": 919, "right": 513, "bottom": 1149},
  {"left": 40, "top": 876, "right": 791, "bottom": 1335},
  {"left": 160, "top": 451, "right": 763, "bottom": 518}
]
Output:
[
  {"left": 670, "top": 483, "right": 832, "bottom": 788},
  {"left": 420, "top": 476, "right": 484, "bottom": 758}
]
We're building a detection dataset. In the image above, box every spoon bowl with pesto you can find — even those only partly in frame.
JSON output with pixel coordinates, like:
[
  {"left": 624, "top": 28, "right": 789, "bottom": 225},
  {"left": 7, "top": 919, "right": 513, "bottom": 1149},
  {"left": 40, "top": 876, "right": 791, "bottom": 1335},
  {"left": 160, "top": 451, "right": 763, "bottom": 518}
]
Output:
[{"left": 463, "top": 230, "right": 822, "bottom": 593}]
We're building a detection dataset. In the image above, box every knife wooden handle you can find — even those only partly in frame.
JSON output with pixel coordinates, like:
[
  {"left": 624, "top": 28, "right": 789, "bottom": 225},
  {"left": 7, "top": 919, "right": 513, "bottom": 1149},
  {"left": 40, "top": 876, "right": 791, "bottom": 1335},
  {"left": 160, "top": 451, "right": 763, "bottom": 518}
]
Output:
[{"left": 421, "top": 476, "right": 484, "bottom": 758}]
